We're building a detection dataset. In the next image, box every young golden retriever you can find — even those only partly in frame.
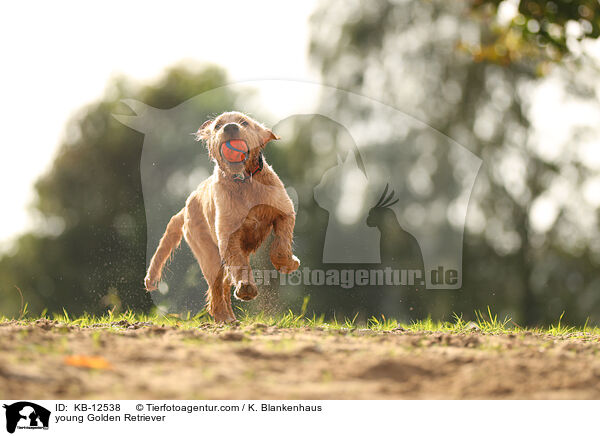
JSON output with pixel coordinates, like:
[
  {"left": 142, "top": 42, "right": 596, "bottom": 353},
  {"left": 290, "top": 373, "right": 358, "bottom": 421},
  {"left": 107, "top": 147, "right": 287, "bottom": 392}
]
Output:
[{"left": 144, "top": 112, "right": 300, "bottom": 322}]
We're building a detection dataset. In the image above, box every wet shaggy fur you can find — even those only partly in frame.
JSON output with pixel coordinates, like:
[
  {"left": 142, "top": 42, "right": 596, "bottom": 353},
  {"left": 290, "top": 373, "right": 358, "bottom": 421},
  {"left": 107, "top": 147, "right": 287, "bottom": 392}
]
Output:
[{"left": 144, "top": 112, "right": 300, "bottom": 322}]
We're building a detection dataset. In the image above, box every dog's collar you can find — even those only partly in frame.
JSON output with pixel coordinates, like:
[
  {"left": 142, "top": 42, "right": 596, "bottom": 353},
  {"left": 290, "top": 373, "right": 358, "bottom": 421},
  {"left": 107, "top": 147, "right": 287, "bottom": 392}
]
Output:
[{"left": 232, "top": 152, "right": 264, "bottom": 182}]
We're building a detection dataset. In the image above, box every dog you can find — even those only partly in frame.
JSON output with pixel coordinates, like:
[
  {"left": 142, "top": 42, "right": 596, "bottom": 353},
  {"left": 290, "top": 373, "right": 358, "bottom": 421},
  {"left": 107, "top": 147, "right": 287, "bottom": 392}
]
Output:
[{"left": 144, "top": 111, "right": 300, "bottom": 323}]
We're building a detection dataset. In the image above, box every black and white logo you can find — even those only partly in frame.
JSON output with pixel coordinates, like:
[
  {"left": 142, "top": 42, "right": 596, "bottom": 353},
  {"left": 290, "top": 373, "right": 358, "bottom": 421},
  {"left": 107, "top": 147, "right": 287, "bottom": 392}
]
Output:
[{"left": 2, "top": 402, "right": 50, "bottom": 434}]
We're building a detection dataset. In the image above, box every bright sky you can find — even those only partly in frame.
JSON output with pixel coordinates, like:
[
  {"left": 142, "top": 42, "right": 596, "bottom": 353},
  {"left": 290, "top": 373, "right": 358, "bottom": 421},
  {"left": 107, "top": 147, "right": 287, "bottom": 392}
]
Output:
[{"left": 0, "top": 0, "right": 318, "bottom": 246}]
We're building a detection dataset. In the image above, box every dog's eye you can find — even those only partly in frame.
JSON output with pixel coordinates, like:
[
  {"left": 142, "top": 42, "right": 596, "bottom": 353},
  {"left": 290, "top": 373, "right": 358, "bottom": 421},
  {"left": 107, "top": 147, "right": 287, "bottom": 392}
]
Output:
[
  {"left": 214, "top": 123, "right": 222, "bottom": 130},
  {"left": 240, "top": 120, "right": 249, "bottom": 127}
]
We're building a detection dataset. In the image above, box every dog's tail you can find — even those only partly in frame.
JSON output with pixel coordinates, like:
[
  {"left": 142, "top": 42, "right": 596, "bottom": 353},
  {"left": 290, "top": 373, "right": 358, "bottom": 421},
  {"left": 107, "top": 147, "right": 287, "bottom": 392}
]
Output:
[{"left": 144, "top": 209, "right": 185, "bottom": 291}]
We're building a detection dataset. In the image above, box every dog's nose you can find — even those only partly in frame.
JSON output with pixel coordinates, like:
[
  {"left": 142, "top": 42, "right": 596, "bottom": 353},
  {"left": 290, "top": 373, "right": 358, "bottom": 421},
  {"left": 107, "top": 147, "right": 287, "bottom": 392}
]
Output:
[{"left": 223, "top": 123, "right": 239, "bottom": 134}]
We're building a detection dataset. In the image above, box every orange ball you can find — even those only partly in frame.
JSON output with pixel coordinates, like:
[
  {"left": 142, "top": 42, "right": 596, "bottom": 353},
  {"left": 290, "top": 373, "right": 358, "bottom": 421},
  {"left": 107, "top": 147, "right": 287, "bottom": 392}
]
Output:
[{"left": 220, "top": 140, "right": 249, "bottom": 163}]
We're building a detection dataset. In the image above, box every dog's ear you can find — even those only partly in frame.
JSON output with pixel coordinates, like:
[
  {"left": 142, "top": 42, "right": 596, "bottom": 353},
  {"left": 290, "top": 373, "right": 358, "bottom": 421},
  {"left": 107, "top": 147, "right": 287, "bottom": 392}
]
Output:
[
  {"left": 260, "top": 128, "right": 280, "bottom": 146},
  {"left": 195, "top": 119, "right": 213, "bottom": 141}
]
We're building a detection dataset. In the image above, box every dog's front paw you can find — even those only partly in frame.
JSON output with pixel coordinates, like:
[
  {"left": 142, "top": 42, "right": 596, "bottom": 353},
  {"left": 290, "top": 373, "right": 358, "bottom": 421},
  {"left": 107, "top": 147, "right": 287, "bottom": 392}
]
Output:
[
  {"left": 273, "top": 254, "right": 300, "bottom": 274},
  {"left": 234, "top": 282, "right": 258, "bottom": 301},
  {"left": 144, "top": 275, "right": 158, "bottom": 292}
]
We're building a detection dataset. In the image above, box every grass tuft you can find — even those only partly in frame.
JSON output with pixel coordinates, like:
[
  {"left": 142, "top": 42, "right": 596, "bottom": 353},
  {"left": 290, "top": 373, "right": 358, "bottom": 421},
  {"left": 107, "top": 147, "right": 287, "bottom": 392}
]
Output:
[{"left": 0, "top": 305, "right": 598, "bottom": 336}]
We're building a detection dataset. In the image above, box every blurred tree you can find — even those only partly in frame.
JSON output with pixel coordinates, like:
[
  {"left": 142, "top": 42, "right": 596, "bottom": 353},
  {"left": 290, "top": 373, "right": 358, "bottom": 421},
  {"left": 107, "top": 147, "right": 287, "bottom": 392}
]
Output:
[
  {"left": 0, "top": 64, "right": 234, "bottom": 317},
  {"left": 469, "top": 0, "right": 600, "bottom": 65},
  {"left": 309, "top": 0, "right": 600, "bottom": 325},
  {"left": 2, "top": 1, "right": 599, "bottom": 326}
]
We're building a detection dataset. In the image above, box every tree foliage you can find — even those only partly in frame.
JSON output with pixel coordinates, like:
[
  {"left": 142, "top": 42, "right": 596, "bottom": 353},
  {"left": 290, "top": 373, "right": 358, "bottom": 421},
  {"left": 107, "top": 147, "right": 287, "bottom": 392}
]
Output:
[
  {"left": 469, "top": 0, "right": 600, "bottom": 66},
  {"left": 309, "top": 0, "right": 600, "bottom": 325}
]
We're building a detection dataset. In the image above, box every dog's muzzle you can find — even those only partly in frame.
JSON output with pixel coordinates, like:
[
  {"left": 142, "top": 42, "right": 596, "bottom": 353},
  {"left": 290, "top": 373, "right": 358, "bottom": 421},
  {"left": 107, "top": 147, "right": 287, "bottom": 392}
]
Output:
[{"left": 220, "top": 140, "right": 249, "bottom": 163}]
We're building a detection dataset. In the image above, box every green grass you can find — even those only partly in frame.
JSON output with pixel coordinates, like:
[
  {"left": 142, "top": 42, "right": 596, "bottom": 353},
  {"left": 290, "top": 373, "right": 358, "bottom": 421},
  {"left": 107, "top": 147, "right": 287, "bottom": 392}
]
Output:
[{"left": 1, "top": 300, "right": 599, "bottom": 337}]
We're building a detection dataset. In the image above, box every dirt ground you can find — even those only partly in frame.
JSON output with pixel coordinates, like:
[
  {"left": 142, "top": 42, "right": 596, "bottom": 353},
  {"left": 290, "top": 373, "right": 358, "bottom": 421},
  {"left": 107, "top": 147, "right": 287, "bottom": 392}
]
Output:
[{"left": 1, "top": 319, "right": 600, "bottom": 399}]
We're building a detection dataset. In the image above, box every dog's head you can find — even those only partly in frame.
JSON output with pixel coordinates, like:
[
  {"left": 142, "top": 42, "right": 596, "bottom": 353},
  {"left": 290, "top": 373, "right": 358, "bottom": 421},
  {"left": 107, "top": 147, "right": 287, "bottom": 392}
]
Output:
[{"left": 195, "top": 111, "right": 279, "bottom": 179}]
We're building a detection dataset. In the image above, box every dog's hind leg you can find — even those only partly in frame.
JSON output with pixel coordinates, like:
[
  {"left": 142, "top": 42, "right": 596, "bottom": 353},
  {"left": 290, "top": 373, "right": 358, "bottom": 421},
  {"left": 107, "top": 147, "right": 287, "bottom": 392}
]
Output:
[{"left": 185, "top": 232, "right": 235, "bottom": 323}]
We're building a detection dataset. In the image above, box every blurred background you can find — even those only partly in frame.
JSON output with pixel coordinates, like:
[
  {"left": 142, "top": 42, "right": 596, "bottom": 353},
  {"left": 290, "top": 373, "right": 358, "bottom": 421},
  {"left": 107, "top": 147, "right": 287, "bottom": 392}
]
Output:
[{"left": 1, "top": 0, "right": 599, "bottom": 326}]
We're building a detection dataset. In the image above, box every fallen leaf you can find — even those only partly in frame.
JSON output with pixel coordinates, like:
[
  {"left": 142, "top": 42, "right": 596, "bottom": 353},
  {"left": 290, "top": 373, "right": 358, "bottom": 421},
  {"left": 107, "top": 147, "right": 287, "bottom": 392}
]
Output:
[{"left": 64, "top": 355, "right": 113, "bottom": 370}]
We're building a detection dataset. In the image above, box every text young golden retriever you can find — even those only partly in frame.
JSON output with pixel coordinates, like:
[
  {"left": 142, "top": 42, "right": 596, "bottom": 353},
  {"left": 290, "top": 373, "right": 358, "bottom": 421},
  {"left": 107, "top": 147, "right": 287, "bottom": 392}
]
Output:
[{"left": 144, "top": 112, "right": 300, "bottom": 322}]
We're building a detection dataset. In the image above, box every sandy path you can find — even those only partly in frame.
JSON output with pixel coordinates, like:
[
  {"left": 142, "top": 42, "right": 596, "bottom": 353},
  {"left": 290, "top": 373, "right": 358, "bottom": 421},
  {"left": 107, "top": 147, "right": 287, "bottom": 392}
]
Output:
[{"left": 1, "top": 320, "right": 600, "bottom": 399}]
